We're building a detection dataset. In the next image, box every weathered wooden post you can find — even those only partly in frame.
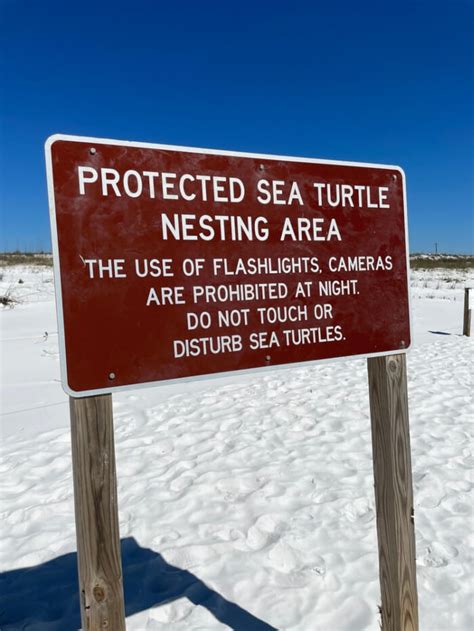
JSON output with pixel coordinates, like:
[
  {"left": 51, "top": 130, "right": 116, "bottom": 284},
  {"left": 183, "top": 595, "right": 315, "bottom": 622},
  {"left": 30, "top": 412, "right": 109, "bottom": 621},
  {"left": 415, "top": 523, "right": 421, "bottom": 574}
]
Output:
[
  {"left": 463, "top": 288, "right": 471, "bottom": 336},
  {"left": 367, "top": 354, "right": 418, "bottom": 631},
  {"left": 70, "top": 394, "right": 126, "bottom": 631}
]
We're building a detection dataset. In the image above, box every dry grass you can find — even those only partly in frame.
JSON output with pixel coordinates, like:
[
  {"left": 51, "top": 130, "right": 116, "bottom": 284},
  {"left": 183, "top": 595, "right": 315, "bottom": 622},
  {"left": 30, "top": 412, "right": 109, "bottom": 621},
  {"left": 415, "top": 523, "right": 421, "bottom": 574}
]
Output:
[
  {"left": 0, "top": 252, "right": 53, "bottom": 267},
  {"left": 0, "top": 287, "right": 19, "bottom": 308},
  {"left": 410, "top": 255, "right": 474, "bottom": 270}
]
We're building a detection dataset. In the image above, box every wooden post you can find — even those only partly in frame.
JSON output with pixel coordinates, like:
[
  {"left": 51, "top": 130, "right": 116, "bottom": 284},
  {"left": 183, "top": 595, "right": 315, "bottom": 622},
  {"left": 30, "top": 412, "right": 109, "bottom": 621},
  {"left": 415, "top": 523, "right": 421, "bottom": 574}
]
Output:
[
  {"left": 463, "top": 288, "right": 471, "bottom": 336},
  {"left": 367, "top": 354, "right": 419, "bottom": 631},
  {"left": 70, "top": 394, "right": 126, "bottom": 631}
]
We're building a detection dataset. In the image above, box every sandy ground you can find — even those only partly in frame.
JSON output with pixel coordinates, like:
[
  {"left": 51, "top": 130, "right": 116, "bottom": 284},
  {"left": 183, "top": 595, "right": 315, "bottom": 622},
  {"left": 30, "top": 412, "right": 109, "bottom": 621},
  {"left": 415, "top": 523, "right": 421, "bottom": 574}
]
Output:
[{"left": 0, "top": 264, "right": 473, "bottom": 630}]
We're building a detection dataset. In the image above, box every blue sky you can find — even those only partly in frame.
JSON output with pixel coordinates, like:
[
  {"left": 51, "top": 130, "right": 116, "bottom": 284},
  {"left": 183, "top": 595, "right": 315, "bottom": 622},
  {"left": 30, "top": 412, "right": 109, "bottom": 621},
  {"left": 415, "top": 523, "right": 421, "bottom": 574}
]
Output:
[{"left": 1, "top": 0, "right": 472, "bottom": 253}]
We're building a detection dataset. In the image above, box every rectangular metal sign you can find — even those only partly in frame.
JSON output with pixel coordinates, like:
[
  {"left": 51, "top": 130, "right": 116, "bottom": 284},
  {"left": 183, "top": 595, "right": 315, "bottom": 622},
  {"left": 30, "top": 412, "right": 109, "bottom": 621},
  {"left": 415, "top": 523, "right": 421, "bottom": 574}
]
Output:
[{"left": 45, "top": 134, "right": 411, "bottom": 397}]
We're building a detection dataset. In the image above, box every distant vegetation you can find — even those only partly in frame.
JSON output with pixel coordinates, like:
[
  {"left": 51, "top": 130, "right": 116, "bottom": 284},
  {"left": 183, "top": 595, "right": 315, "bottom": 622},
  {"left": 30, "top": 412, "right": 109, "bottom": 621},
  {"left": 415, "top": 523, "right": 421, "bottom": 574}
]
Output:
[
  {"left": 0, "top": 252, "right": 53, "bottom": 267},
  {"left": 410, "top": 255, "right": 474, "bottom": 270}
]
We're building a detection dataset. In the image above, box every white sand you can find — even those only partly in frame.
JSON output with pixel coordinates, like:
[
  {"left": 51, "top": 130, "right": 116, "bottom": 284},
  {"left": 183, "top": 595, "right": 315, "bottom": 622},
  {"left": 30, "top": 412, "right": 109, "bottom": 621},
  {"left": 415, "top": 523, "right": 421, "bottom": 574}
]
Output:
[{"left": 0, "top": 264, "right": 472, "bottom": 630}]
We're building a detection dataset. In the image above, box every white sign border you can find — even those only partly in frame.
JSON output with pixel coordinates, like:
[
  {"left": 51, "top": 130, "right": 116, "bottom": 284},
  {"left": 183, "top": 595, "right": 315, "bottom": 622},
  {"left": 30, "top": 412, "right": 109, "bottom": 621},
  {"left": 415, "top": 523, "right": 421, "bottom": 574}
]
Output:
[{"left": 45, "top": 133, "right": 413, "bottom": 398}]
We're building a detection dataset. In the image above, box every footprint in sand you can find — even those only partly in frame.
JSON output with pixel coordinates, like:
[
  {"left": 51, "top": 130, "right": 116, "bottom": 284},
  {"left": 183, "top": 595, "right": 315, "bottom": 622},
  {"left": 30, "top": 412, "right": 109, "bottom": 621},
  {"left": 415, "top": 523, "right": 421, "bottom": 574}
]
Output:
[
  {"left": 344, "top": 498, "right": 374, "bottom": 523},
  {"left": 232, "top": 514, "right": 286, "bottom": 552},
  {"left": 419, "top": 541, "right": 459, "bottom": 568},
  {"left": 169, "top": 475, "right": 195, "bottom": 492},
  {"left": 266, "top": 540, "right": 302, "bottom": 573},
  {"left": 215, "top": 476, "right": 261, "bottom": 502},
  {"left": 161, "top": 544, "right": 218, "bottom": 571},
  {"left": 264, "top": 540, "right": 328, "bottom": 588},
  {"left": 441, "top": 493, "right": 472, "bottom": 515},
  {"left": 152, "top": 530, "right": 180, "bottom": 547},
  {"left": 417, "top": 490, "right": 445, "bottom": 509},
  {"left": 146, "top": 598, "right": 194, "bottom": 624}
]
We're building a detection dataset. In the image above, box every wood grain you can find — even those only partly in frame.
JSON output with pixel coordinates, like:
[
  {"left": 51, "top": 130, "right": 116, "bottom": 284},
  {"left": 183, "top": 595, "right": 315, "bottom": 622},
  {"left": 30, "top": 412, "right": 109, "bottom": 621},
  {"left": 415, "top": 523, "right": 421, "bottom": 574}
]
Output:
[
  {"left": 70, "top": 394, "right": 126, "bottom": 630},
  {"left": 367, "top": 354, "right": 419, "bottom": 631}
]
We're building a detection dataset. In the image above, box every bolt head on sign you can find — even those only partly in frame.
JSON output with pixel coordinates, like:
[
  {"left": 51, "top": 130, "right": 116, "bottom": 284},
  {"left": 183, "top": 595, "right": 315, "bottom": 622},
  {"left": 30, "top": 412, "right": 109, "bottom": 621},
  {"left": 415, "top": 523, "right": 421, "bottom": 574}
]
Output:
[{"left": 45, "top": 134, "right": 411, "bottom": 397}]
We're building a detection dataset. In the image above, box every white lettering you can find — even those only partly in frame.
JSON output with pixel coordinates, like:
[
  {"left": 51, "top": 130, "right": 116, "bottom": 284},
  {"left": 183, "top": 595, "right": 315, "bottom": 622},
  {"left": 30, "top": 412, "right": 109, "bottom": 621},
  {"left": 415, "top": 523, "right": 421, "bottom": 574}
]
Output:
[{"left": 78, "top": 166, "right": 98, "bottom": 195}]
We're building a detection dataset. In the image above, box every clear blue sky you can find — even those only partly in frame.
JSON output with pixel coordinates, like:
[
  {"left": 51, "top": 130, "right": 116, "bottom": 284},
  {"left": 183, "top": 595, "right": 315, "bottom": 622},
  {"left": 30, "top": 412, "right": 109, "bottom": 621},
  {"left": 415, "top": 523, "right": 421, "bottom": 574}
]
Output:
[{"left": 1, "top": 0, "right": 472, "bottom": 253}]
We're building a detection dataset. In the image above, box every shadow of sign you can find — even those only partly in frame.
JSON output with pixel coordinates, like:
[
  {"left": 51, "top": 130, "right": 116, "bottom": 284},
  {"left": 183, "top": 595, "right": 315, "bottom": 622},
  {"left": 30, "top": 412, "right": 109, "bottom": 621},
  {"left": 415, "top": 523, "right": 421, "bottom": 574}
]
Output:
[{"left": 0, "top": 537, "right": 277, "bottom": 630}]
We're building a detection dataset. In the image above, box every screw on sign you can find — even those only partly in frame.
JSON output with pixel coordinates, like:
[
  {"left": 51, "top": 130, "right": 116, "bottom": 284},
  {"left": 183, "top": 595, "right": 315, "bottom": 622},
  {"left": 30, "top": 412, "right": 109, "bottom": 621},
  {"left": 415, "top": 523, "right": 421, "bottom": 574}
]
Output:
[{"left": 46, "top": 135, "right": 417, "bottom": 630}]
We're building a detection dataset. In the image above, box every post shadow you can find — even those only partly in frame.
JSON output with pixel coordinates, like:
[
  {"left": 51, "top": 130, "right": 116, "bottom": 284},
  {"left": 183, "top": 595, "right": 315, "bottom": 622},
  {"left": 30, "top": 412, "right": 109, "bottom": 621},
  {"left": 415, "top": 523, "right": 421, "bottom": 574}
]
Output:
[
  {"left": 0, "top": 537, "right": 277, "bottom": 630},
  {"left": 428, "top": 330, "right": 452, "bottom": 336}
]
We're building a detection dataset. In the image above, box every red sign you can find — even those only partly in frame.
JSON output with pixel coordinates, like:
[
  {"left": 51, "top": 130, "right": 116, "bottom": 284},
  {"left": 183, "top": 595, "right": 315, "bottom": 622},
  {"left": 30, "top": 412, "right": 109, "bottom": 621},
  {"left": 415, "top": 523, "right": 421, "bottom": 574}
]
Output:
[{"left": 46, "top": 135, "right": 411, "bottom": 396}]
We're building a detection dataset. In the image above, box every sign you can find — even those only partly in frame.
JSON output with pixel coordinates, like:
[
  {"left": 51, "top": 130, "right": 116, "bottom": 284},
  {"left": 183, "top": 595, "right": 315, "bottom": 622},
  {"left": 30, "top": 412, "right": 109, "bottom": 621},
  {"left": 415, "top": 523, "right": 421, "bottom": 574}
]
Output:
[{"left": 45, "top": 134, "right": 411, "bottom": 396}]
